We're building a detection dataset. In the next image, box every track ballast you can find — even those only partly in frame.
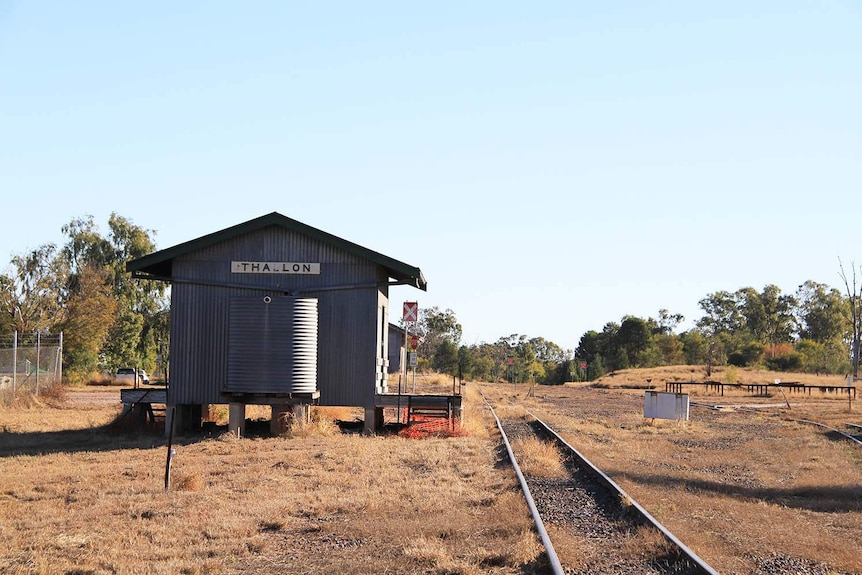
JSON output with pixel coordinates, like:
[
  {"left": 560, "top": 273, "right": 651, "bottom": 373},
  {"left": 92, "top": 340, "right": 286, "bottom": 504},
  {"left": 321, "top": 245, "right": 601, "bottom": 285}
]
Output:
[{"left": 491, "top": 404, "right": 720, "bottom": 575}]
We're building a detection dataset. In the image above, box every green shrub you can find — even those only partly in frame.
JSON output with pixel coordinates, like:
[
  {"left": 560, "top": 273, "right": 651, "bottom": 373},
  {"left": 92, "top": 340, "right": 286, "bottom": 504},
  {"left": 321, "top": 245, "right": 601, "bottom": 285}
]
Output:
[{"left": 765, "top": 352, "right": 803, "bottom": 371}]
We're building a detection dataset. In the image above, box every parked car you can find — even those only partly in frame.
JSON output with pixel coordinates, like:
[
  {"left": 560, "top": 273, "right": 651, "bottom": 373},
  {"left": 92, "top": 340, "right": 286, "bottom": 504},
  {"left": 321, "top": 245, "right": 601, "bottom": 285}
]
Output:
[{"left": 114, "top": 367, "right": 150, "bottom": 385}]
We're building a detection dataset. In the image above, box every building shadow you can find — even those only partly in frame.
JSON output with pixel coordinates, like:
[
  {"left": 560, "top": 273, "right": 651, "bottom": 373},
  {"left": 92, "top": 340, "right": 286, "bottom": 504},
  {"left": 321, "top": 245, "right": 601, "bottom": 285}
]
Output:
[{"left": 609, "top": 469, "right": 862, "bottom": 514}]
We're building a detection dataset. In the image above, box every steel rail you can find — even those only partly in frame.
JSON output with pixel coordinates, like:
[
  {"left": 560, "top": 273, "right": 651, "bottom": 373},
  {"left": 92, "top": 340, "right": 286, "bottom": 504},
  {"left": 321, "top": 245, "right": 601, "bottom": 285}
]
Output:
[
  {"left": 794, "top": 419, "right": 862, "bottom": 446},
  {"left": 690, "top": 402, "right": 862, "bottom": 447},
  {"left": 525, "top": 409, "right": 722, "bottom": 575},
  {"left": 482, "top": 395, "right": 565, "bottom": 575}
]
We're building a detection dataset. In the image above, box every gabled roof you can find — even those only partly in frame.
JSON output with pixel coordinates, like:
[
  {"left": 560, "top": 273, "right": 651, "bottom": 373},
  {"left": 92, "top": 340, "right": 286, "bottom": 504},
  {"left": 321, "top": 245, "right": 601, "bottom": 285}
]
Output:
[{"left": 126, "top": 212, "right": 427, "bottom": 290}]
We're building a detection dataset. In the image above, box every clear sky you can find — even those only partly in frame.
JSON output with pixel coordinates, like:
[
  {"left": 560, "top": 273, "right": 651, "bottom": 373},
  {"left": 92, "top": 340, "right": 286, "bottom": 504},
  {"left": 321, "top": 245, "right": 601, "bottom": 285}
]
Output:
[{"left": 1, "top": 1, "right": 860, "bottom": 352}]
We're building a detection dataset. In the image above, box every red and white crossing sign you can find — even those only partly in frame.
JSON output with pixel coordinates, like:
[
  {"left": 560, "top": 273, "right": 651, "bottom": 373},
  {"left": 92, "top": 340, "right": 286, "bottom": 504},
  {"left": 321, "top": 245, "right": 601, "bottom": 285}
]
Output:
[{"left": 403, "top": 301, "right": 418, "bottom": 322}]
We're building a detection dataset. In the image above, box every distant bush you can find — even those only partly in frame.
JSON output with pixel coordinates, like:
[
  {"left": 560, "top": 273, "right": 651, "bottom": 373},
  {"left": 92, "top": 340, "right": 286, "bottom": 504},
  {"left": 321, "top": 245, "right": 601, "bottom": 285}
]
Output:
[{"left": 765, "top": 352, "right": 803, "bottom": 372}]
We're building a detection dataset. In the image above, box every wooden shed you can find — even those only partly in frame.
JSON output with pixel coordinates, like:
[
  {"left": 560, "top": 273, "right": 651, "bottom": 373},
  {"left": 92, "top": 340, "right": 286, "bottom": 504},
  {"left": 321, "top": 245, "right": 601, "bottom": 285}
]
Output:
[{"left": 126, "top": 212, "right": 426, "bottom": 435}]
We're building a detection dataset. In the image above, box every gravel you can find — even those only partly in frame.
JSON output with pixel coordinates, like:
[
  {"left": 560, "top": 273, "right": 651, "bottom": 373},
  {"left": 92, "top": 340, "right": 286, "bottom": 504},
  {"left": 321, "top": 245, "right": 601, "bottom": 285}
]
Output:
[
  {"left": 493, "top": 387, "right": 859, "bottom": 575},
  {"left": 500, "top": 419, "right": 707, "bottom": 575}
]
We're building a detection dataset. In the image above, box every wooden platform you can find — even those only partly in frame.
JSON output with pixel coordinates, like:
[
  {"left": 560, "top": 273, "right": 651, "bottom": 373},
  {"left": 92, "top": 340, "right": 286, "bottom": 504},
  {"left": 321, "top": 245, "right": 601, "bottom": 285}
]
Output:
[
  {"left": 375, "top": 393, "right": 462, "bottom": 421},
  {"left": 121, "top": 387, "right": 168, "bottom": 404},
  {"left": 665, "top": 381, "right": 856, "bottom": 398}
]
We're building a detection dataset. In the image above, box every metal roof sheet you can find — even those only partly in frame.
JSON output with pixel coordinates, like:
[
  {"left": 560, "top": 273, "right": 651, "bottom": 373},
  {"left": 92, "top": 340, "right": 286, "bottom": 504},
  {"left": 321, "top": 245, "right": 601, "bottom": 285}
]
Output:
[{"left": 126, "top": 212, "right": 427, "bottom": 290}]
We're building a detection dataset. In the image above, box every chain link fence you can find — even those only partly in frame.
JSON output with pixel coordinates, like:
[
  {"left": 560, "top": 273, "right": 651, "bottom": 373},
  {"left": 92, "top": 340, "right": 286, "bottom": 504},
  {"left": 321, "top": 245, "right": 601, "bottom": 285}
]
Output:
[{"left": 0, "top": 331, "right": 63, "bottom": 394}]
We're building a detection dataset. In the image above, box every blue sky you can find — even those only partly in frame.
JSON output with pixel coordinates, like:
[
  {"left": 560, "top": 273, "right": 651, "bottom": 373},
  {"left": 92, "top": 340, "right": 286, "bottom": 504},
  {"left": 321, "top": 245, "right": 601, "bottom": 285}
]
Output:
[{"left": 1, "top": 1, "right": 860, "bottom": 352}]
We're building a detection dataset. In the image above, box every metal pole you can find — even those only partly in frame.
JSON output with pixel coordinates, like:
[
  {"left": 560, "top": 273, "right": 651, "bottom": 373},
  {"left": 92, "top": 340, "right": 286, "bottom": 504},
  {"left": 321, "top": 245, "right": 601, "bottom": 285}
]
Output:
[
  {"left": 57, "top": 331, "right": 63, "bottom": 385},
  {"left": 12, "top": 330, "right": 17, "bottom": 395},
  {"left": 396, "top": 373, "right": 402, "bottom": 424},
  {"left": 35, "top": 331, "right": 40, "bottom": 395},
  {"left": 165, "top": 406, "right": 176, "bottom": 490},
  {"left": 404, "top": 323, "right": 409, "bottom": 396}
]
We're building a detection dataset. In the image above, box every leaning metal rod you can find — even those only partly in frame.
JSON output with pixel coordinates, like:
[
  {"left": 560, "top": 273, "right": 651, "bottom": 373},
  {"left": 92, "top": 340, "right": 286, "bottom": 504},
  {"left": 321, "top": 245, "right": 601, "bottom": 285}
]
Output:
[{"left": 164, "top": 406, "right": 176, "bottom": 490}]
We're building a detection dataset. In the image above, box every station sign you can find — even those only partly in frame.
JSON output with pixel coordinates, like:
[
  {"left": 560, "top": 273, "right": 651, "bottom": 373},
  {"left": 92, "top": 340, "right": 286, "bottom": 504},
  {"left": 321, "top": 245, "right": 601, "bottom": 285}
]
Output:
[{"left": 232, "top": 261, "right": 320, "bottom": 274}]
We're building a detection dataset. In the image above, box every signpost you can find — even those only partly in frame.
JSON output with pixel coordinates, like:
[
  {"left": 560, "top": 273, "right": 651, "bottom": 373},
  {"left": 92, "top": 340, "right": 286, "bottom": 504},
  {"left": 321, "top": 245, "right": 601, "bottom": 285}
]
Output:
[
  {"left": 402, "top": 302, "right": 418, "bottom": 323},
  {"left": 403, "top": 302, "right": 419, "bottom": 393}
]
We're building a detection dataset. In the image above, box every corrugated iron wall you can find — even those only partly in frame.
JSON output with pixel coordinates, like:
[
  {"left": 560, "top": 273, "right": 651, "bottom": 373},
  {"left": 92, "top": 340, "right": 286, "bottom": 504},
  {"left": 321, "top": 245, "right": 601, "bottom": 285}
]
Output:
[{"left": 168, "top": 226, "right": 389, "bottom": 408}]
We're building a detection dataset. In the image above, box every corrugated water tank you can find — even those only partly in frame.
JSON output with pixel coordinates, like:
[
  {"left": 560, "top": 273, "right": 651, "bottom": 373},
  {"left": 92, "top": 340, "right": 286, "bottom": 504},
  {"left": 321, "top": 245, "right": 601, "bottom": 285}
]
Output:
[{"left": 226, "top": 296, "right": 318, "bottom": 394}]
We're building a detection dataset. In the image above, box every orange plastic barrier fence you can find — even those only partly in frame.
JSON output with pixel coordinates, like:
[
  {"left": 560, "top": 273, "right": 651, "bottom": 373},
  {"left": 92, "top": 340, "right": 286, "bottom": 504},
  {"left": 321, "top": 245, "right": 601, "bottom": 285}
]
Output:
[{"left": 398, "top": 413, "right": 468, "bottom": 439}]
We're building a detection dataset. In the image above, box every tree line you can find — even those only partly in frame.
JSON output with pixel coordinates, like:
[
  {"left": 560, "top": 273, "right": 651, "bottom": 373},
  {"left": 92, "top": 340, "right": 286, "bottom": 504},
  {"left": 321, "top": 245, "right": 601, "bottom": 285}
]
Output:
[
  {"left": 410, "top": 274, "right": 862, "bottom": 384},
  {"left": 0, "top": 214, "right": 166, "bottom": 384},
  {"left": 3, "top": 214, "right": 861, "bottom": 386}
]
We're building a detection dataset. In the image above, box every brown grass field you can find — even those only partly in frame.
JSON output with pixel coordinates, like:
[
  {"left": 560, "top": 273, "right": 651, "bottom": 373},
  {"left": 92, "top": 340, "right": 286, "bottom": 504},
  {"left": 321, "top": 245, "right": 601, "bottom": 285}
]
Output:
[
  {"left": 1, "top": 366, "right": 861, "bottom": 574},
  {"left": 484, "top": 366, "right": 862, "bottom": 574}
]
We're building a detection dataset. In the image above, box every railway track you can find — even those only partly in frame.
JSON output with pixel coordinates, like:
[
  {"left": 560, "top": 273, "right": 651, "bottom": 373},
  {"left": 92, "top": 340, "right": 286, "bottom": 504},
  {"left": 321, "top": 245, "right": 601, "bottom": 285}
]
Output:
[
  {"left": 487, "top": 399, "right": 720, "bottom": 575},
  {"left": 691, "top": 401, "right": 862, "bottom": 447}
]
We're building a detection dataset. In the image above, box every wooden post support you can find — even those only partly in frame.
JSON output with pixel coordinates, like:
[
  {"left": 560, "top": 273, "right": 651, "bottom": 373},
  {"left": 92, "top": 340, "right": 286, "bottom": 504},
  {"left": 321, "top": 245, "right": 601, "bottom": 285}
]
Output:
[
  {"left": 293, "top": 403, "right": 311, "bottom": 425},
  {"left": 363, "top": 407, "right": 383, "bottom": 435},
  {"left": 271, "top": 404, "right": 290, "bottom": 435},
  {"left": 229, "top": 403, "right": 246, "bottom": 437}
]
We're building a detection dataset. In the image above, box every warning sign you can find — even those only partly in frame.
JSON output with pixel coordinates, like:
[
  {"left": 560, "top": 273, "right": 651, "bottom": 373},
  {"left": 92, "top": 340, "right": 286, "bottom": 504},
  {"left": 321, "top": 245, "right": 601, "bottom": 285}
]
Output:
[
  {"left": 410, "top": 335, "right": 420, "bottom": 350},
  {"left": 403, "top": 301, "right": 418, "bottom": 322}
]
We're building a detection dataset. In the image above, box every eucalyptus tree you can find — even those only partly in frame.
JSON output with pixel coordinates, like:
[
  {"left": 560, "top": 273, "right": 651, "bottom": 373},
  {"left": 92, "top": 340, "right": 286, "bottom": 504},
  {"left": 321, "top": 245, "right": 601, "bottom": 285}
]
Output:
[
  {"left": 838, "top": 259, "right": 862, "bottom": 377},
  {"left": 796, "top": 280, "right": 849, "bottom": 343},
  {"left": 737, "top": 285, "right": 797, "bottom": 355},
  {"left": 408, "top": 306, "right": 462, "bottom": 364},
  {"left": 617, "top": 316, "right": 652, "bottom": 367},
  {"left": 59, "top": 265, "right": 118, "bottom": 380},
  {"left": 0, "top": 243, "right": 68, "bottom": 335},
  {"left": 697, "top": 290, "right": 745, "bottom": 337},
  {"left": 652, "top": 308, "right": 685, "bottom": 335},
  {"left": 60, "top": 213, "right": 167, "bottom": 373},
  {"left": 647, "top": 309, "right": 686, "bottom": 365}
]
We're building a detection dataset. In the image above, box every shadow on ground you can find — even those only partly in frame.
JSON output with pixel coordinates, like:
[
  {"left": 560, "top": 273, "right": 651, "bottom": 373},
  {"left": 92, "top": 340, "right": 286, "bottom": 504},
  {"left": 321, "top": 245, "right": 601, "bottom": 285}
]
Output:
[{"left": 614, "top": 469, "right": 862, "bottom": 514}]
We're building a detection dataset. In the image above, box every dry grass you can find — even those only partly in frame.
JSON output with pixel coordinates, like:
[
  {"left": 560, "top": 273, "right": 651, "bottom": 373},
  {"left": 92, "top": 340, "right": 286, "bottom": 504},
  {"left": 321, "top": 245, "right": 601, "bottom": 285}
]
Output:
[
  {"left": 0, "top": 382, "right": 542, "bottom": 575},
  {"left": 510, "top": 436, "right": 567, "bottom": 478},
  {"left": 279, "top": 410, "right": 340, "bottom": 438},
  {"left": 498, "top": 374, "right": 862, "bottom": 575},
  {"left": 4, "top": 367, "right": 859, "bottom": 574},
  {"left": 459, "top": 383, "right": 492, "bottom": 439},
  {"left": 1, "top": 383, "right": 66, "bottom": 409}
]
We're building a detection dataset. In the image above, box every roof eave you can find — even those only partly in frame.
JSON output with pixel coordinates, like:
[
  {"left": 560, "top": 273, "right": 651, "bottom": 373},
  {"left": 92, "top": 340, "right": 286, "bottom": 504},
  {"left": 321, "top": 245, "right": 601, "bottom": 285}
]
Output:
[{"left": 126, "top": 212, "right": 427, "bottom": 291}]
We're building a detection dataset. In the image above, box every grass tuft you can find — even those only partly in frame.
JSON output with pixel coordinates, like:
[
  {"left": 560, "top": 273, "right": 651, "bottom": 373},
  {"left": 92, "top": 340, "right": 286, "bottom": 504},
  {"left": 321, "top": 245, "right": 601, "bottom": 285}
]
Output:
[
  {"left": 281, "top": 411, "right": 340, "bottom": 438},
  {"left": 173, "top": 472, "right": 202, "bottom": 492},
  {"left": 511, "top": 436, "right": 567, "bottom": 478}
]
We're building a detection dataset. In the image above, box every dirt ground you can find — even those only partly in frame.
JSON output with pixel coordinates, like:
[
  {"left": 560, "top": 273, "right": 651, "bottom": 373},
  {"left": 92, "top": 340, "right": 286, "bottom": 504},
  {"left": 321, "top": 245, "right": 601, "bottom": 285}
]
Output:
[
  {"left": 480, "top": 381, "right": 862, "bottom": 575},
  {"left": 65, "top": 385, "right": 128, "bottom": 406},
  {"left": 2, "top": 377, "right": 861, "bottom": 574}
]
